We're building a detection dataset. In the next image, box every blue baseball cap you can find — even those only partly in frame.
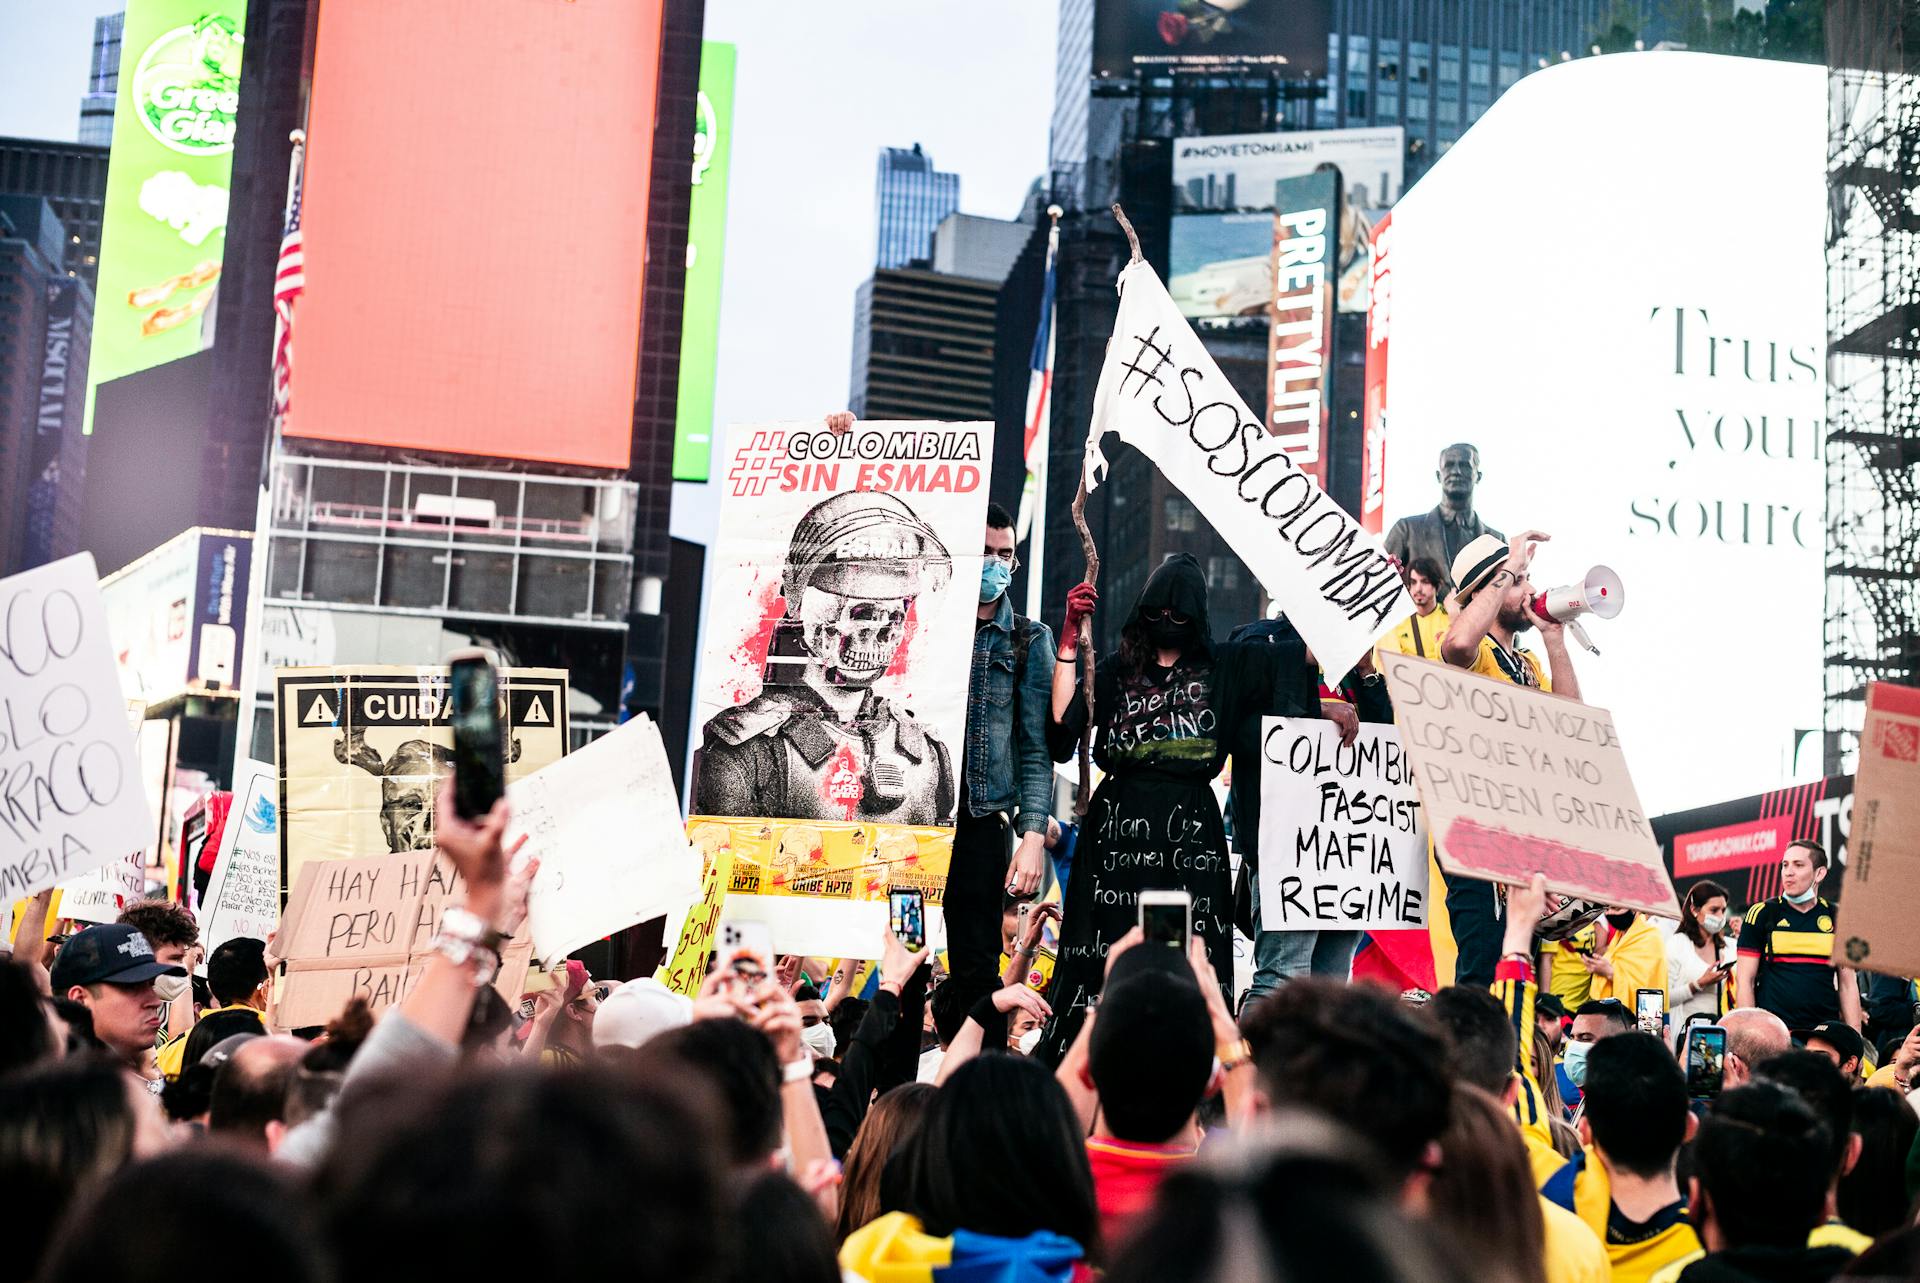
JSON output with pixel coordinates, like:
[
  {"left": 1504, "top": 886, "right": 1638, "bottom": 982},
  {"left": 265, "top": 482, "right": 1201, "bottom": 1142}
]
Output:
[{"left": 49, "top": 924, "right": 187, "bottom": 993}]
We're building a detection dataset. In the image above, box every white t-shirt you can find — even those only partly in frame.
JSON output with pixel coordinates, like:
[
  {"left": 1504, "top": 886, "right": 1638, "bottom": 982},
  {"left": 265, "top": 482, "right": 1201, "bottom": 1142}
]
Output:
[{"left": 1666, "top": 930, "right": 1734, "bottom": 1026}]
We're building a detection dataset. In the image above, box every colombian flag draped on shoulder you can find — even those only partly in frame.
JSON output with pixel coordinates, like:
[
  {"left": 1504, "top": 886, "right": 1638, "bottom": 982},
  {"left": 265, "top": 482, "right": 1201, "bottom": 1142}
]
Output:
[
  {"left": 840, "top": 1212, "right": 1082, "bottom": 1283},
  {"left": 1083, "top": 260, "right": 1412, "bottom": 685}
]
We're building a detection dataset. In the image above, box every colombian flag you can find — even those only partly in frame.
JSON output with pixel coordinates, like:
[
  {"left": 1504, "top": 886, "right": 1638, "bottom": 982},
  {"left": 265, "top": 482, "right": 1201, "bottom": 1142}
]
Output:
[{"left": 841, "top": 1212, "right": 1083, "bottom": 1283}]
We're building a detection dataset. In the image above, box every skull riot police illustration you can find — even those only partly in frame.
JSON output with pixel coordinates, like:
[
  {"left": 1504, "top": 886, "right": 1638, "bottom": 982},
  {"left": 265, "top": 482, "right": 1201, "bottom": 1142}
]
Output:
[
  {"left": 695, "top": 492, "right": 957, "bottom": 825},
  {"left": 336, "top": 726, "right": 522, "bottom": 852}
]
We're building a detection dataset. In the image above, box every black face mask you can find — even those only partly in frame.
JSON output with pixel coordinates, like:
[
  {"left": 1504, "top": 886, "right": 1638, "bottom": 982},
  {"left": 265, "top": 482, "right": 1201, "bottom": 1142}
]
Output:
[
  {"left": 1605, "top": 911, "right": 1635, "bottom": 932},
  {"left": 1147, "top": 618, "right": 1194, "bottom": 651}
]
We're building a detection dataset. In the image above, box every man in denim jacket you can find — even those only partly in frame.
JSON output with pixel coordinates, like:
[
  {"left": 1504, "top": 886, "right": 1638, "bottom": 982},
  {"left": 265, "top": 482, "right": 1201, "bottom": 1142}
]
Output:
[{"left": 934, "top": 502, "right": 1058, "bottom": 1033}]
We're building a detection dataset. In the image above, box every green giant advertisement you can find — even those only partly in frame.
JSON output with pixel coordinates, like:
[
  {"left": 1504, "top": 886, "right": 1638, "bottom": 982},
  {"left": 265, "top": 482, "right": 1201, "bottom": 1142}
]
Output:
[
  {"left": 84, "top": 0, "right": 248, "bottom": 435},
  {"left": 672, "top": 41, "right": 736, "bottom": 482}
]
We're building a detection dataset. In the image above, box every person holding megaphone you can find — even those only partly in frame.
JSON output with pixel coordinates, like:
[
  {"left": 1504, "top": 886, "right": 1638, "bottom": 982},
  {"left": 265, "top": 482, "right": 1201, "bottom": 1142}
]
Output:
[{"left": 1436, "top": 529, "right": 1586, "bottom": 987}]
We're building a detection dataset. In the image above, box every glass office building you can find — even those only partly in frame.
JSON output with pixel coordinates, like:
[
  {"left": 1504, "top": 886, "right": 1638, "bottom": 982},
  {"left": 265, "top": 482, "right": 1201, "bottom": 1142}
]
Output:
[{"left": 874, "top": 144, "right": 961, "bottom": 269}]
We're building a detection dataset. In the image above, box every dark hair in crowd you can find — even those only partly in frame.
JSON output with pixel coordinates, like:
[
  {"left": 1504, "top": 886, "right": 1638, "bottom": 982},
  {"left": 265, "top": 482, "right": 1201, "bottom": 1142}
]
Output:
[
  {"left": 1837, "top": 1085, "right": 1919, "bottom": 1238},
  {"left": 1693, "top": 1082, "right": 1832, "bottom": 1250},
  {"left": 285, "top": 999, "right": 375, "bottom": 1128},
  {"left": 210, "top": 1040, "right": 301, "bottom": 1142},
  {"left": 1581, "top": 1033, "right": 1690, "bottom": 1180},
  {"left": 900, "top": 1055, "right": 1101, "bottom": 1260},
  {"left": 0, "top": 1058, "right": 140, "bottom": 1283},
  {"left": 1679, "top": 879, "right": 1731, "bottom": 950},
  {"left": 1404, "top": 556, "right": 1446, "bottom": 590},
  {"left": 1106, "top": 1120, "right": 1474, "bottom": 1283},
  {"left": 315, "top": 1065, "right": 725, "bottom": 1282},
  {"left": 1752, "top": 1049, "right": 1853, "bottom": 1182},
  {"left": 0, "top": 958, "right": 56, "bottom": 1076},
  {"left": 726, "top": 1172, "right": 841, "bottom": 1283},
  {"left": 117, "top": 900, "right": 199, "bottom": 953},
  {"left": 206, "top": 937, "right": 269, "bottom": 1006},
  {"left": 828, "top": 996, "right": 868, "bottom": 1060},
  {"left": 625, "top": 1017, "right": 781, "bottom": 1167},
  {"left": 178, "top": 1005, "right": 266, "bottom": 1077},
  {"left": 1242, "top": 979, "right": 1453, "bottom": 1180},
  {"left": 1090, "top": 969, "right": 1215, "bottom": 1143},
  {"left": 49, "top": 996, "right": 98, "bottom": 1056},
  {"left": 985, "top": 502, "right": 1015, "bottom": 531},
  {"left": 1572, "top": 998, "right": 1635, "bottom": 1036},
  {"left": 42, "top": 1150, "right": 329, "bottom": 1283},
  {"left": 1425, "top": 985, "right": 1517, "bottom": 1097},
  {"left": 1428, "top": 1087, "right": 1549, "bottom": 1283},
  {"left": 836, "top": 1082, "right": 936, "bottom": 1243}
]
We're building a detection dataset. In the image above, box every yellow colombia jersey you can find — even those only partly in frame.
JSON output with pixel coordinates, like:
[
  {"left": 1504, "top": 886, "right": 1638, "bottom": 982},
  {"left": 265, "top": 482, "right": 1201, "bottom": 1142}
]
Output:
[
  {"left": 1469, "top": 635, "right": 1552, "bottom": 691},
  {"left": 1588, "top": 916, "right": 1667, "bottom": 1005},
  {"left": 1645, "top": 1222, "right": 1874, "bottom": 1283},
  {"left": 1541, "top": 1196, "right": 1609, "bottom": 1283},
  {"left": 1382, "top": 608, "right": 1449, "bottom": 661}
]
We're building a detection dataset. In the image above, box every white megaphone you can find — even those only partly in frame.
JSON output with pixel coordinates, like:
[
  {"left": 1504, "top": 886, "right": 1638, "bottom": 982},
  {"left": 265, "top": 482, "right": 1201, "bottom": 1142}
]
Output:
[{"left": 1530, "top": 566, "right": 1623, "bottom": 655}]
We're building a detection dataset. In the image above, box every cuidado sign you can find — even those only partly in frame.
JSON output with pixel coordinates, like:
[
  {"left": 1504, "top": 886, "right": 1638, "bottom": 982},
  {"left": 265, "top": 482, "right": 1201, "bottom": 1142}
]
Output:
[{"left": 83, "top": 0, "right": 249, "bottom": 437}]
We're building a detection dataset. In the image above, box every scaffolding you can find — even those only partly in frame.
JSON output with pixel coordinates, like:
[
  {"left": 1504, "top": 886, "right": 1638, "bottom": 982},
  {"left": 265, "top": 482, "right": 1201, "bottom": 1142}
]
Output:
[{"left": 1826, "top": 0, "right": 1920, "bottom": 772}]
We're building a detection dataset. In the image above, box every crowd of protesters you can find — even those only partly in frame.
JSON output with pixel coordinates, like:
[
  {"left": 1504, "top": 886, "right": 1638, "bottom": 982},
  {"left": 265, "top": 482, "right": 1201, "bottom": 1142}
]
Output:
[{"left": 5, "top": 500, "right": 1920, "bottom": 1283}]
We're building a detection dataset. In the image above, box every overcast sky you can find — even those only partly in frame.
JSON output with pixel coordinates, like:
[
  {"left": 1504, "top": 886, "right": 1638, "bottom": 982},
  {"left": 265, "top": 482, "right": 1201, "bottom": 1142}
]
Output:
[{"left": 0, "top": 0, "right": 1059, "bottom": 495}]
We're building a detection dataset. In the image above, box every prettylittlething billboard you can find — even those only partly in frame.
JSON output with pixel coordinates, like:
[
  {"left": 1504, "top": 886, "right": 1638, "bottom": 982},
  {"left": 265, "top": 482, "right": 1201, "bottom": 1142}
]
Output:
[
  {"left": 83, "top": 0, "right": 248, "bottom": 436},
  {"left": 286, "top": 0, "right": 663, "bottom": 471},
  {"left": 1381, "top": 53, "right": 1825, "bottom": 814},
  {"left": 673, "top": 41, "right": 736, "bottom": 483}
]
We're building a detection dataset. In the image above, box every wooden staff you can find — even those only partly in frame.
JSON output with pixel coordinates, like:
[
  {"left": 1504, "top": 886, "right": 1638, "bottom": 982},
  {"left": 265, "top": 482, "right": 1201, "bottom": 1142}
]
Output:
[{"left": 1070, "top": 203, "right": 1146, "bottom": 816}]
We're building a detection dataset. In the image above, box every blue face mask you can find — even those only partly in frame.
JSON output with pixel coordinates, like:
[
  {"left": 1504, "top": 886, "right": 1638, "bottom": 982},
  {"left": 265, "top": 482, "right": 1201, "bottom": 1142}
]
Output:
[
  {"left": 1562, "top": 1038, "right": 1592, "bottom": 1088},
  {"left": 1785, "top": 885, "right": 1818, "bottom": 907},
  {"left": 980, "top": 559, "right": 1012, "bottom": 603}
]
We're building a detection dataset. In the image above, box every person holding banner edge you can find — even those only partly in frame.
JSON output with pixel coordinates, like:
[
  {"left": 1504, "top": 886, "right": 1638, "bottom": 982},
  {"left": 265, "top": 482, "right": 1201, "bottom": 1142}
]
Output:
[
  {"left": 1035, "top": 553, "right": 1319, "bottom": 1065},
  {"left": 1439, "top": 528, "right": 1583, "bottom": 990}
]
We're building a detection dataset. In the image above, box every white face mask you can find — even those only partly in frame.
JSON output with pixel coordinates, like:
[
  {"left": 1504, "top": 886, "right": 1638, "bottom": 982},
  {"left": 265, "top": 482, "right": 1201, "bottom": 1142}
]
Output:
[
  {"left": 153, "top": 974, "right": 191, "bottom": 1003},
  {"left": 801, "top": 1022, "right": 837, "bottom": 1059},
  {"left": 1016, "top": 1027, "right": 1042, "bottom": 1056},
  {"left": 1700, "top": 913, "right": 1728, "bottom": 935}
]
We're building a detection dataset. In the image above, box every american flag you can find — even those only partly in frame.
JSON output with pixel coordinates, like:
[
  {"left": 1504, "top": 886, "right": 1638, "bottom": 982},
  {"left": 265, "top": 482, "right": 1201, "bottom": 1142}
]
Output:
[
  {"left": 270, "top": 136, "right": 306, "bottom": 422},
  {"left": 1016, "top": 211, "right": 1059, "bottom": 544}
]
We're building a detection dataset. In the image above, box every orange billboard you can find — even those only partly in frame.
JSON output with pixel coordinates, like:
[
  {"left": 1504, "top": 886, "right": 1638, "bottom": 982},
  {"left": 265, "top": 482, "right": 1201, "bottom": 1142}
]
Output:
[{"left": 286, "top": 0, "right": 662, "bottom": 471}]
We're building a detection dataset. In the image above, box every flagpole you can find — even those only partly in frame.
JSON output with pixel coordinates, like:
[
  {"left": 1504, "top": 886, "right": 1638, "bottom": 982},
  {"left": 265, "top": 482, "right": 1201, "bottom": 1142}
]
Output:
[{"left": 1021, "top": 205, "right": 1062, "bottom": 621}]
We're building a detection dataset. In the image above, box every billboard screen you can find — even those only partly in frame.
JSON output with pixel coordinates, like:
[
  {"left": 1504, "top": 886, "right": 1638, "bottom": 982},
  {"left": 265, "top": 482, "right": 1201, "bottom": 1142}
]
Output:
[
  {"left": 1094, "top": 0, "right": 1330, "bottom": 78},
  {"left": 286, "top": 0, "right": 663, "bottom": 471},
  {"left": 673, "top": 41, "right": 736, "bottom": 483},
  {"left": 101, "top": 527, "right": 252, "bottom": 701},
  {"left": 83, "top": 0, "right": 248, "bottom": 437},
  {"left": 1380, "top": 53, "right": 1824, "bottom": 815}
]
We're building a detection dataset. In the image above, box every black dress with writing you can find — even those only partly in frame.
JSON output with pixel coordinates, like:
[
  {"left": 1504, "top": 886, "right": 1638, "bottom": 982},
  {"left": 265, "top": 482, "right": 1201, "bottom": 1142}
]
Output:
[{"left": 1033, "top": 628, "right": 1316, "bottom": 1064}]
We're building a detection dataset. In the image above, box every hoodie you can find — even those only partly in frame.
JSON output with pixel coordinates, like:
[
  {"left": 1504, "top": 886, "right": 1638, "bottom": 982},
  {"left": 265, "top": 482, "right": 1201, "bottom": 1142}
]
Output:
[{"left": 1675, "top": 1244, "right": 1855, "bottom": 1283}]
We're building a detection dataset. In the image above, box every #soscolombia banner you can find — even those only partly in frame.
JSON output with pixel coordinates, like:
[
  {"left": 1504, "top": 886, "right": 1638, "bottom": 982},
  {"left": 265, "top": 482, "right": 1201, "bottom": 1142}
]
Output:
[
  {"left": 275, "top": 667, "right": 568, "bottom": 891},
  {"left": 85, "top": 0, "right": 248, "bottom": 436},
  {"left": 689, "top": 420, "right": 992, "bottom": 957},
  {"left": 1085, "top": 260, "right": 1411, "bottom": 684},
  {"left": 1380, "top": 653, "right": 1679, "bottom": 918}
]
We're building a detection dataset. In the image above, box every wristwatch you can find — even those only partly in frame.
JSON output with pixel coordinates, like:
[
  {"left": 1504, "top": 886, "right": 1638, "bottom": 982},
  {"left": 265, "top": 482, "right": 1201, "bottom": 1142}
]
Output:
[{"left": 1218, "top": 1037, "right": 1254, "bottom": 1072}]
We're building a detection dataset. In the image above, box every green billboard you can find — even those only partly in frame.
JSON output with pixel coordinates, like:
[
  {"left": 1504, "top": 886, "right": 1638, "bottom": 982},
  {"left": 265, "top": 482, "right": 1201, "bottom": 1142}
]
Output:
[
  {"left": 83, "top": 0, "right": 249, "bottom": 435},
  {"left": 672, "top": 41, "right": 736, "bottom": 482}
]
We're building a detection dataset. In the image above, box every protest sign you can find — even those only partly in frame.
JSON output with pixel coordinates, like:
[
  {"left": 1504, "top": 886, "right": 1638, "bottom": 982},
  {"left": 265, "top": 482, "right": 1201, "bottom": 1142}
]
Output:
[
  {"left": 1380, "top": 653, "right": 1679, "bottom": 917},
  {"left": 273, "top": 846, "right": 532, "bottom": 1029},
  {"left": 687, "top": 419, "right": 990, "bottom": 957},
  {"left": 1083, "top": 260, "right": 1411, "bottom": 684},
  {"left": 58, "top": 851, "right": 144, "bottom": 923},
  {"left": 200, "top": 760, "right": 281, "bottom": 956},
  {"left": 275, "top": 666, "right": 568, "bottom": 892},
  {"left": 0, "top": 554, "right": 156, "bottom": 901},
  {"left": 659, "top": 837, "right": 732, "bottom": 996},
  {"left": 1257, "top": 717, "right": 1427, "bottom": 930},
  {"left": 507, "top": 715, "right": 702, "bottom": 963},
  {"left": 1833, "top": 683, "right": 1920, "bottom": 977}
]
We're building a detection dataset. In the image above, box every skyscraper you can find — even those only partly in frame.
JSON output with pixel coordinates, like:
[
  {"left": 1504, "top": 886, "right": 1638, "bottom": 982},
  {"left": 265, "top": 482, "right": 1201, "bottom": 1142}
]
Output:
[
  {"left": 78, "top": 12, "right": 125, "bottom": 146},
  {"left": 874, "top": 143, "right": 959, "bottom": 268},
  {"left": 0, "top": 137, "right": 109, "bottom": 284}
]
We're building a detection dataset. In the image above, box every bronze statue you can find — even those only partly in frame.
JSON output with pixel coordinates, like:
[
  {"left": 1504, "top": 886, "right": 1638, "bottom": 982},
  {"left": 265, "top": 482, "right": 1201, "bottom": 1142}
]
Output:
[{"left": 1383, "top": 443, "right": 1504, "bottom": 597}]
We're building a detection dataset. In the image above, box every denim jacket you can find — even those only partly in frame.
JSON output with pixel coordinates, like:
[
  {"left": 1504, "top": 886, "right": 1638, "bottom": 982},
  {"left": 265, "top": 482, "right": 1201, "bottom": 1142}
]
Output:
[{"left": 965, "top": 594, "right": 1056, "bottom": 835}]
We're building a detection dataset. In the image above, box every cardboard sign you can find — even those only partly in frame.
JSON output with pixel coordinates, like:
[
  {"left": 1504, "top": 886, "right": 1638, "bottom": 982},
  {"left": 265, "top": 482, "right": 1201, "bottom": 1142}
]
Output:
[
  {"left": 0, "top": 554, "right": 157, "bottom": 900},
  {"left": 1257, "top": 717, "right": 1427, "bottom": 931},
  {"left": 1833, "top": 683, "right": 1920, "bottom": 976},
  {"left": 275, "top": 665, "right": 569, "bottom": 893},
  {"left": 507, "top": 715, "right": 702, "bottom": 964},
  {"left": 686, "top": 419, "right": 990, "bottom": 957},
  {"left": 273, "top": 847, "right": 530, "bottom": 1029},
  {"left": 658, "top": 839, "right": 733, "bottom": 996},
  {"left": 1380, "top": 653, "right": 1678, "bottom": 917},
  {"left": 1083, "top": 261, "right": 1412, "bottom": 684},
  {"left": 200, "top": 760, "right": 281, "bottom": 956}
]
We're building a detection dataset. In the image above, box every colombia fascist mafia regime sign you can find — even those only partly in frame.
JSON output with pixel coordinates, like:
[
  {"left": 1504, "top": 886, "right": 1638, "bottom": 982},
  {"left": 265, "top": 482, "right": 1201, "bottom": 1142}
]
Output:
[
  {"left": 690, "top": 420, "right": 991, "bottom": 957},
  {"left": 275, "top": 666, "right": 567, "bottom": 892}
]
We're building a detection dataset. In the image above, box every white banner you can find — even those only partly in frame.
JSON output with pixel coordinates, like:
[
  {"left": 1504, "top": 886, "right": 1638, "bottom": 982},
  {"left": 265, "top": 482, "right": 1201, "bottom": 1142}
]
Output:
[
  {"left": 0, "top": 554, "right": 156, "bottom": 900},
  {"left": 1257, "top": 717, "right": 1427, "bottom": 931},
  {"left": 509, "top": 715, "right": 703, "bottom": 964},
  {"left": 1086, "top": 261, "right": 1411, "bottom": 684},
  {"left": 200, "top": 759, "right": 281, "bottom": 956}
]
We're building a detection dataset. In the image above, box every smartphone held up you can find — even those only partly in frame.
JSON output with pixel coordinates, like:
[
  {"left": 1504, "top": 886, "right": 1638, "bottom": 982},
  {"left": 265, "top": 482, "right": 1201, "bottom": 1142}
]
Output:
[{"left": 448, "top": 651, "right": 507, "bottom": 821}]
